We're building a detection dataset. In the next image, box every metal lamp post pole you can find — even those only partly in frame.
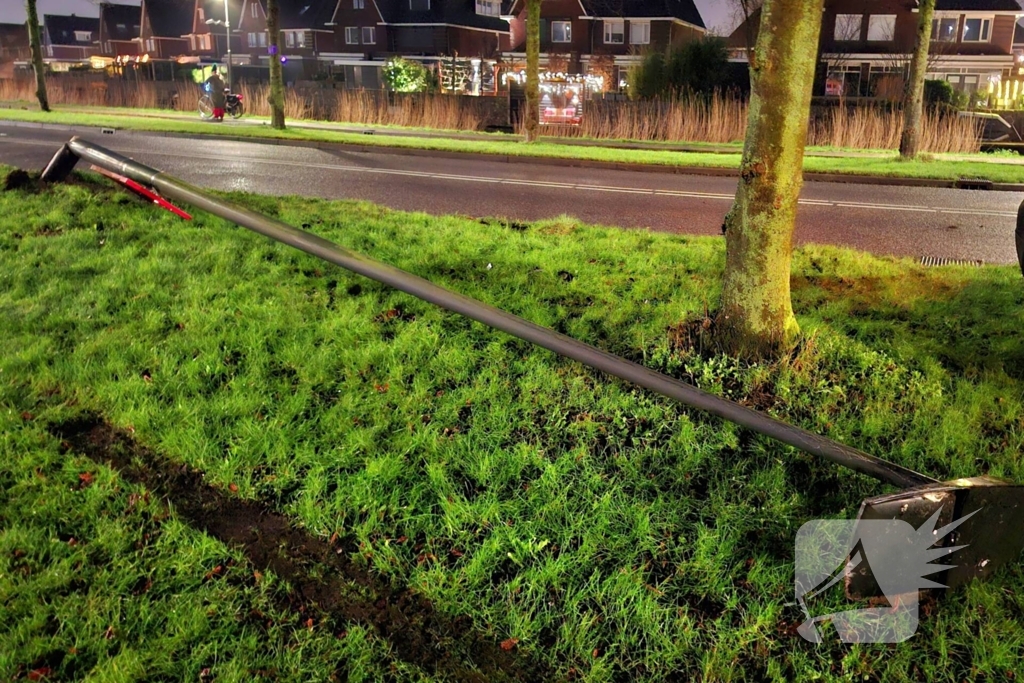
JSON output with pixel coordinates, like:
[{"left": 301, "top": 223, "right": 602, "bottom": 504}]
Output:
[{"left": 224, "top": 0, "right": 232, "bottom": 88}]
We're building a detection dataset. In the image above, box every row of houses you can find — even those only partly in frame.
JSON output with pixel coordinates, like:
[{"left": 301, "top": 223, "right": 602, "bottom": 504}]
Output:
[
  {"left": 1, "top": 0, "right": 1023, "bottom": 98},
  {"left": 727, "top": 0, "right": 1024, "bottom": 99},
  {"left": 0, "top": 0, "right": 708, "bottom": 92}
]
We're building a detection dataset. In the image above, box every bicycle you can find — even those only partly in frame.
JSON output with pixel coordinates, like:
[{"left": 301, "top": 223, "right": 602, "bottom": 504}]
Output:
[{"left": 198, "top": 87, "right": 244, "bottom": 120}]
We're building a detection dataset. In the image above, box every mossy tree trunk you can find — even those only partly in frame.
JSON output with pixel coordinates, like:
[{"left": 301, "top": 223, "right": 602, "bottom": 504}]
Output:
[
  {"left": 719, "top": 0, "right": 824, "bottom": 358},
  {"left": 524, "top": 0, "right": 540, "bottom": 142},
  {"left": 899, "top": 0, "right": 935, "bottom": 159},
  {"left": 267, "top": 0, "right": 285, "bottom": 130},
  {"left": 25, "top": 0, "right": 49, "bottom": 112}
]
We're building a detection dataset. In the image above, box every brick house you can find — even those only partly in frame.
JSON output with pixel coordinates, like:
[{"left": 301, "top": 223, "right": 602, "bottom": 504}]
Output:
[
  {"left": 97, "top": 3, "right": 142, "bottom": 58},
  {"left": 0, "top": 22, "right": 31, "bottom": 64},
  {"left": 231, "top": 0, "right": 335, "bottom": 76},
  {"left": 138, "top": 0, "right": 193, "bottom": 59},
  {"left": 319, "top": 0, "right": 509, "bottom": 88},
  {"left": 42, "top": 14, "right": 99, "bottom": 63},
  {"left": 503, "top": 0, "right": 706, "bottom": 85},
  {"left": 728, "top": 0, "right": 1024, "bottom": 97},
  {"left": 183, "top": 0, "right": 242, "bottom": 62}
]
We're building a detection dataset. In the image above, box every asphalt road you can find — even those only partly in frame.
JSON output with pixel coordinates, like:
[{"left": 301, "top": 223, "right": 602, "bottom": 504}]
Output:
[{"left": 2, "top": 123, "right": 1022, "bottom": 264}]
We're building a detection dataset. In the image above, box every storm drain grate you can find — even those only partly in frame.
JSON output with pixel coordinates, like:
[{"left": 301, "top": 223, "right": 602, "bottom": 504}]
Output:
[{"left": 919, "top": 256, "right": 984, "bottom": 267}]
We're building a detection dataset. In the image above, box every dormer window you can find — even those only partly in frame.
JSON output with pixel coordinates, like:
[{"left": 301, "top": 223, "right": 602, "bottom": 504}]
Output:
[
  {"left": 75, "top": 30, "right": 92, "bottom": 41},
  {"left": 409, "top": 0, "right": 429, "bottom": 11},
  {"left": 475, "top": 0, "right": 499, "bottom": 16}
]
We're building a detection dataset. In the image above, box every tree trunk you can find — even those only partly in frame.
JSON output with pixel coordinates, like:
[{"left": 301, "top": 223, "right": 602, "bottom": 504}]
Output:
[
  {"left": 524, "top": 0, "right": 540, "bottom": 143},
  {"left": 719, "top": 0, "right": 824, "bottom": 358},
  {"left": 25, "top": 0, "right": 49, "bottom": 112},
  {"left": 899, "top": 0, "right": 935, "bottom": 159},
  {"left": 267, "top": 0, "right": 286, "bottom": 130}
]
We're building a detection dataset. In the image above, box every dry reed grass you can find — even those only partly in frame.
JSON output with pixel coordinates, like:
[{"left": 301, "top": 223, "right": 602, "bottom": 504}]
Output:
[{"left": 0, "top": 77, "right": 982, "bottom": 153}]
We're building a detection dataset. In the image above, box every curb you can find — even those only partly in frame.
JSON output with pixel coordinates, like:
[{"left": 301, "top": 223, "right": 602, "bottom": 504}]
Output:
[{"left": 5, "top": 119, "right": 1024, "bottom": 192}]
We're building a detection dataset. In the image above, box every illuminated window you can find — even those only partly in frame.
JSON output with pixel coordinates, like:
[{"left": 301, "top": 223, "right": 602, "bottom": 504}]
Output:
[
  {"left": 248, "top": 31, "right": 256, "bottom": 47},
  {"left": 75, "top": 30, "right": 92, "bottom": 41},
  {"left": 551, "top": 21, "right": 571, "bottom": 43},
  {"left": 258, "top": 31, "right": 267, "bottom": 47},
  {"left": 630, "top": 20, "right": 649, "bottom": 44},
  {"left": 834, "top": 14, "right": 861, "bottom": 41},
  {"left": 251, "top": 2, "right": 258, "bottom": 18},
  {"left": 476, "top": 0, "right": 500, "bottom": 15},
  {"left": 963, "top": 18, "right": 991, "bottom": 42},
  {"left": 867, "top": 14, "right": 895, "bottom": 41},
  {"left": 932, "top": 17, "right": 958, "bottom": 42},
  {"left": 604, "top": 20, "right": 623, "bottom": 44}
]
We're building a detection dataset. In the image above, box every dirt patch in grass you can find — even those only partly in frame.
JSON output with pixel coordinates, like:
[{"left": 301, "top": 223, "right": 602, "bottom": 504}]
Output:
[{"left": 50, "top": 415, "right": 548, "bottom": 683}]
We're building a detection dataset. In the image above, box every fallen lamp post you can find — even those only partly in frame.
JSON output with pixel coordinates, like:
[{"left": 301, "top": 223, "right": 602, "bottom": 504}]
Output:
[{"left": 41, "top": 137, "right": 1024, "bottom": 598}]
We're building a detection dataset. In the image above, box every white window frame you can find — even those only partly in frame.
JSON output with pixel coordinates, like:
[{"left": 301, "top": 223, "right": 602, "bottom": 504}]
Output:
[
  {"left": 285, "top": 31, "right": 295, "bottom": 47},
  {"left": 75, "top": 30, "right": 92, "bottom": 42},
  {"left": 297, "top": 31, "right": 307, "bottom": 47},
  {"left": 197, "top": 8, "right": 205, "bottom": 22},
  {"left": 248, "top": 31, "right": 257, "bottom": 47},
  {"left": 251, "top": 2, "right": 258, "bottom": 18},
  {"left": 345, "top": 26, "right": 359, "bottom": 44},
  {"left": 551, "top": 20, "right": 571, "bottom": 43},
  {"left": 354, "top": 0, "right": 365, "bottom": 7},
  {"left": 866, "top": 14, "right": 896, "bottom": 41},
  {"left": 361, "top": 26, "right": 375, "bottom": 44},
  {"left": 201, "top": 34, "right": 211, "bottom": 50},
  {"left": 962, "top": 17, "right": 992, "bottom": 42},
  {"left": 629, "top": 20, "right": 649, "bottom": 45},
  {"left": 603, "top": 19, "right": 624, "bottom": 44},
  {"left": 258, "top": 31, "right": 267, "bottom": 47},
  {"left": 932, "top": 16, "right": 959, "bottom": 42},
  {"left": 834, "top": 14, "right": 861, "bottom": 41},
  {"left": 475, "top": 0, "right": 500, "bottom": 16},
  {"left": 145, "top": 38, "right": 155, "bottom": 52}
]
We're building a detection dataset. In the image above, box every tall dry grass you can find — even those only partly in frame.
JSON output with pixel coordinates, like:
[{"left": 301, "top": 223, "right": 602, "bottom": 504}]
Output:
[
  {"left": 576, "top": 95, "right": 747, "bottom": 144},
  {"left": 808, "top": 105, "right": 982, "bottom": 154},
  {"left": 0, "top": 77, "right": 982, "bottom": 153}
]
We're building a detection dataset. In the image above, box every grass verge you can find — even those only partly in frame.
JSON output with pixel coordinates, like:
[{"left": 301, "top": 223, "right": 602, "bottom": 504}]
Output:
[
  {"left": 2, "top": 168, "right": 1024, "bottom": 681},
  {"left": 2, "top": 107, "right": 1022, "bottom": 184}
]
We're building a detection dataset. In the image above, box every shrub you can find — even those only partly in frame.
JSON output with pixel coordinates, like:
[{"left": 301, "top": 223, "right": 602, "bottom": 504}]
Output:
[
  {"left": 382, "top": 57, "right": 434, "bottom": 93},
  {"left": 627, "top": 37, "right": 730, "bottom": 100},
  {"left": 924, "top": 79, "right": 955, "bottom": 109}
]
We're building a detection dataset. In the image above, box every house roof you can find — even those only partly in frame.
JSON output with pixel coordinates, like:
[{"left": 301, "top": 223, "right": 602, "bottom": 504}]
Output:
[
  {"left": 43, "top": 15, "right": 100, "bottom": 46},
  {"left": 1016, "top": 16, "right": 1024, "bottom": 44},
  {"left": 144, "top": 0, "right": 195, "bottom": 37},
  {"left": 582, "top": 0, "right": 705, "bottom": 28},
  {"left": 99, "top": 3, "right": 142, "bottom": 41},
  {"left": 935, "top": 0, "right": 1022, "bottom": 10},
  {"left": 199, "top": 0, "right": 243, "bottom": 29},
  {"left": 279, "top": 0, "right": 337, "bottom": 29},
  {"left": 378, "top": 0, "right": 508, "bottom": 31}
]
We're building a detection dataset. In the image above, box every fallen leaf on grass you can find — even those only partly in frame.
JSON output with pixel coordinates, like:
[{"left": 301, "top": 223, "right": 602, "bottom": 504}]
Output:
[
  {"left": 228, "top": 483, "right": 238, "bottom": 493},
  {"left": 500, "top": 638, "right": 519, "bottom": 651},
  {"left": 78, "top": 472, "right": 94, "bottom": 488},
  {"left": 28, "top": 668, "right": 51, "bottom": 681}
]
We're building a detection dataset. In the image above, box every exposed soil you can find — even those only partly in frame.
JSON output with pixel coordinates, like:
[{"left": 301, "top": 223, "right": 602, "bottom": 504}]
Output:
[{"left": 51, "top": 415, "right": 550, "bottom": 683}]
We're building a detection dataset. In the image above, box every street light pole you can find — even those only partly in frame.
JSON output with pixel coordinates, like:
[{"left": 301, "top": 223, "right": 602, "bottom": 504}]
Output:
[{"left": 224, "top": 0, "right": 232, "bottom": 89}]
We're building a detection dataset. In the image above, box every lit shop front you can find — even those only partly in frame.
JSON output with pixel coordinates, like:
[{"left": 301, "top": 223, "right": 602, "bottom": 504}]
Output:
[{"left": 502, "top": 70, "right": 605, "bottom": 125}]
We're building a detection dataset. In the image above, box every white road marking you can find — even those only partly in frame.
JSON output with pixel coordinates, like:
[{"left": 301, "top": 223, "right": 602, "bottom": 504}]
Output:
[{"left": 0, "top": 135, "right": 1018, "bottom": 219}]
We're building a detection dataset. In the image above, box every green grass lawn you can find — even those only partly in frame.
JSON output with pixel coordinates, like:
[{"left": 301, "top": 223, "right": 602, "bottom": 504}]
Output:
[
  {"left": 2, "top": 168, "right": 1024, "bottom": 681},
  {"left": 3, "top": 106, "right": 1023, "bottom": 185}
]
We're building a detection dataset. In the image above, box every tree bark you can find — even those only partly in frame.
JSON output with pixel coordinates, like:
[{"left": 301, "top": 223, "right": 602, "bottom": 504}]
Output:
[
  {"left": 524, "top": 0, "right": 540, "bottom": 143},
  {"left": 719, "top": 0, "right": 824, "bottom": 358},
  {"left": 25, "top": 0, "right": 49, "bottom": 112},
  {"left": 899, "top": 0, "right": 935, "bottom": 159},
  {"left": 267, "top": 0, "right": 285, "bottom": 130}
]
